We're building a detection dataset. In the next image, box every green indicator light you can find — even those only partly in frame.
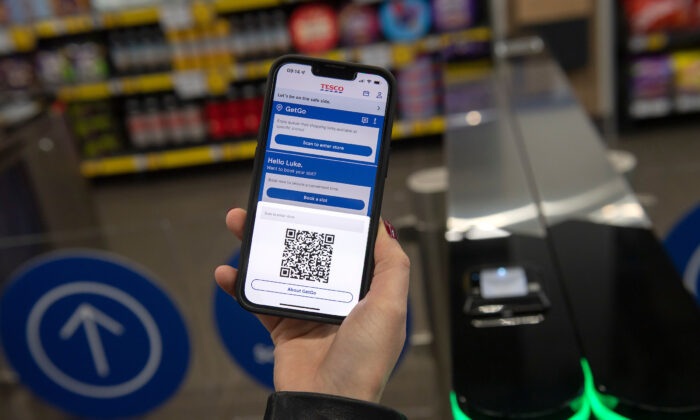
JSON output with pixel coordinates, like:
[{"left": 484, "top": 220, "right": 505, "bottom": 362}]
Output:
[
  {"left": 581, "top": 359, "right": 629, "bottom": 420},
  {"left": 568, "top": 394, "right": 591, "bottom": 420}
]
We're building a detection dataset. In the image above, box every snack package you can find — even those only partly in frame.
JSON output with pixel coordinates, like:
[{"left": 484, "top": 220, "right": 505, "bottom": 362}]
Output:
[{"left": 623, "top": 0, "right": 691, "bottom": 33}]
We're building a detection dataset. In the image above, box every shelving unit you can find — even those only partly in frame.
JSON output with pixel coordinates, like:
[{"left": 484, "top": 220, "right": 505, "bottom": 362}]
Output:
[
  {"left": 0, "top": 0, "right": 289, "bottom": 53},
  {"left": 628, "top": 29, "right": 700, "bottom": 54},
  {"left": 618, "top": 3, "right": 700, "bottom": 124},
  {"left": 1, "top": 0, "right": 490, "bottom": 176},
  {"left": 54, "top": 27, "right": 489, "bottom": 102}
]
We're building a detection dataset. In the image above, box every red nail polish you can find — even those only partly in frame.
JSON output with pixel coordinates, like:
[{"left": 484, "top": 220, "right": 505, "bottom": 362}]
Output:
[{"left": 384, "top": 220, "right": 397, "bottom": 239}]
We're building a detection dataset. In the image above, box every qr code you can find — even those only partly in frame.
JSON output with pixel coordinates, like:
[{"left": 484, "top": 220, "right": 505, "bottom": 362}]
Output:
[{"left": 280, "top": 228, "right": 334, "bottom": 283}]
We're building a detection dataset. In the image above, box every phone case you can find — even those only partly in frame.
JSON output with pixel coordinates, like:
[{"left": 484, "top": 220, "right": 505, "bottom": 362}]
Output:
[{"left": 235, "top": 54, "right": 397, "bottom": 324}]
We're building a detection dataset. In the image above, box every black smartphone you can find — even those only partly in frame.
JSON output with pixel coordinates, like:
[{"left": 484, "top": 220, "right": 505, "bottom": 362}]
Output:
[{"left": 235, "top": 55, "right": 396, "bottom": 324}]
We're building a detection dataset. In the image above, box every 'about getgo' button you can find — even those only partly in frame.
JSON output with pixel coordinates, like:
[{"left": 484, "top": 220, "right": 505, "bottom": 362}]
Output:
[{"left": 251, "top": 279, "right": 353, "bottom": 303}]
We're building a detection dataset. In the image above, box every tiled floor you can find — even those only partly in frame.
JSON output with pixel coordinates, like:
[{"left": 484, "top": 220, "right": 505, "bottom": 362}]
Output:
[
  {"left": 617, "top": 122, "right": 700, "bottom": 237},
  {"left": 1, "top": 118, "right": 698, "bottom": 419}
]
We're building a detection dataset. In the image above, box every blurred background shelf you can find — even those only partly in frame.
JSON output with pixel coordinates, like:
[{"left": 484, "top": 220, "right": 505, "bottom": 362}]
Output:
[
  {"left": 628, "top": 29, "right": 700, "bottom": 54},
  {"left": 0, "top": 0, "right": 292, "bottom": 51},
  {"left": 0, "top": 0, "right": 490, "bottom": 178},
  {"left": 55, "top": 27, "right": 490, "bottom": 102},
  {"left": 619, "top": 0, "right": 700, "bottom": 125}
]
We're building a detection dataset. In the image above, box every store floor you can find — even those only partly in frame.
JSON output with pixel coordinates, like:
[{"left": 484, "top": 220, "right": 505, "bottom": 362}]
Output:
[
  {"left": 617, "top": 122, "right": 700, "bottom": 236},
  {"left": 3, "top": 123, "right": 698, "bottom": 420}
]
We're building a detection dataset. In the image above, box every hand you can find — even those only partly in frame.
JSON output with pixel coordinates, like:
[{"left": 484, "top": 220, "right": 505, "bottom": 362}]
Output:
[{"left": 215, "top": 208, "right": 410, "bottom": 403}]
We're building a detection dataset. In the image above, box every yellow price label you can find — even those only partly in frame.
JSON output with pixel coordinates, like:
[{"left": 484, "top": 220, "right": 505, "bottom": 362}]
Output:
[
  {"left": 64, "top": 15, "right": 93, "bottom": 33},
  {"left": 9, "top": 26, "right": 35, "bottom": 51},
  {"left": 81, "top": 156, "right": 139, "bottom": 177},
  {"left": 647, "top": 33, "right": 667, "bottom": 51},
  {"left": 149, "top": 146, "right": 214, "bottom": 170},
  {"left": 214, "top": 0, "right": 278, "bottom": 13},
  {"left": 223, "top": 141, "right": 257, "bottom": 160},
  {"left": 207, "top": 70, "right": 228, "bottom": 95},
  {"left": 139, "top": 73, "right": 173, "bottom": 92},
  {"left": 34, "top": 20, "right": 60, "bottom": 37},
  {"left": 392, "top": 44, "right": 415, "bottom": 67},
  {"left": 103, "top": 7, "right": 159, "bottom": 28}
]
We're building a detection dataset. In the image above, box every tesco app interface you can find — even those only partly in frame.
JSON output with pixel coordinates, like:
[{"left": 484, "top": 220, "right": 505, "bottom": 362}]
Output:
[{"left": 246, "top": 63, "right": 389, "bottom": 316}]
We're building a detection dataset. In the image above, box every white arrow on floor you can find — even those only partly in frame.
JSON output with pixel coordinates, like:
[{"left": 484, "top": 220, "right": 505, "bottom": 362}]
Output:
[{"left": 59, "top": 303, "right": 125, "bottom": 377}]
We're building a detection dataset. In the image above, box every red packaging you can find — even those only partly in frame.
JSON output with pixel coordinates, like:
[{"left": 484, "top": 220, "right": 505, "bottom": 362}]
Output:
[
  {"left": 206, "top": 101, "right": 226, "bottom": 139},
  {"left": 289, "top": 4, "right": 339, "bottom": 54},
  {"left": 623, "top": 0, "right": 691, "bottom": 33},
  {"left": 224, "top": 100, "right": 244, "bottom": 137}
]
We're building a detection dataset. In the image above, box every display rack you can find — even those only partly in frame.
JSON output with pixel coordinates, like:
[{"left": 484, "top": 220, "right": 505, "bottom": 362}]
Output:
[
  {"left": 1, "top": 0, "right": 490, "bottom": 176},
  {"left": 54, "top": 27, "right": 490, "bottom": 102},
  {"left": 0, "top": 0, "right": 286, "bottom": 52},
  {"left": 618, "top": 2, "right": 700, "bottom": 124},
  {"left": 80, "top": 116, "right": 445, "bottom": 177},
  {"left": 628, "top": 29, "right": 700, "bottom": 54}
]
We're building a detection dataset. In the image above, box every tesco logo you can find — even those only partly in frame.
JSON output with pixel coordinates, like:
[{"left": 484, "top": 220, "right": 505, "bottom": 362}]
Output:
[{"left": 320, "top": 83, "right": 344, "bottom": 93}]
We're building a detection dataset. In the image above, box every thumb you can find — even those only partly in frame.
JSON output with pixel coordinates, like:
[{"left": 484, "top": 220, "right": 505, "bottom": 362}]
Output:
[{"left": 363, "top": 219, "right": 410, "bottom": 311}]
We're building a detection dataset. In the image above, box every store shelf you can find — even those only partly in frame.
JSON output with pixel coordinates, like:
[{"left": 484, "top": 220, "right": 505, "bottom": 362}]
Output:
[
  {"left": 628, "top": 29, "right": 700, "bottom": 54},
  {"left": 80, "top": 116, "right": 446, "bottom": 177},
  {"left": 58, "top": 26, "right": 490, "bottom": 102},
  {"left": 629, "top": 95, "right": 700, "bottom": 120},
  {"left": 213, "top": 0, "right": 283, "bottom": 14},
  {"left": 0, "top": 0, "right": 288, "bottom": 49}
]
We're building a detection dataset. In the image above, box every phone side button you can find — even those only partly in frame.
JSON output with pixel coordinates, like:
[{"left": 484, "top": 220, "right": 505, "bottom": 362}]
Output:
[{"left": 385, "top": 147, "right": 391, "bottom": 178}]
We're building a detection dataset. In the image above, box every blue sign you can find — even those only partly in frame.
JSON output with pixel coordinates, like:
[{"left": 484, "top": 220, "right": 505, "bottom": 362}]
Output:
[
  {"left": 214, "top": 252, "right": 275, "bottom": 389},
  {"left": 665, "top": 203, "right": 700, "bottom": 305},
  {"left": 214, "top": 251, "right": 411, "bottom": 389},
  {"left": 0, "top": 250, "right": 190, "bottom": 418}
]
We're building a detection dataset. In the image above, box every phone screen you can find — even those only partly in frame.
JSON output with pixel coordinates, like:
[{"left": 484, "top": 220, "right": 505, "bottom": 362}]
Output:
[{"left": 244, "top": 62, "right": 390, "bottom": 317}]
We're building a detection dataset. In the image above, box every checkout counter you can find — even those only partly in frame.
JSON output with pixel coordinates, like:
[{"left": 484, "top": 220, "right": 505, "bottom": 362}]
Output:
[{"left": 420, "top": 47, "right": 700, "bottom": 419}]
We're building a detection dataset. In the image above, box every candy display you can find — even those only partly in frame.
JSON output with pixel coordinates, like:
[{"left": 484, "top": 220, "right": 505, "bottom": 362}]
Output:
[
  {"left": 623, "top": 0, "right": 691, "bottom": 34},
  {"left": 397, "top": 56, "right": 441, "bottom": 120},
  {"left": 432, "top": 0, "right": 476, "bottom": 32},
  {"left": 289, "top": 4, "right": 339, "bottom": 54},
  {"left": 338, "top": 4, "right": 380, "bottom": 46},
  {"left": 380, "top": 0, "right": 432, "bottom": 42},
  {"left": 672, "top": 50, "right": 700, "bottom": 112},
  {"left": 629, "top": 55, "right": 674, "bottom": 118}
]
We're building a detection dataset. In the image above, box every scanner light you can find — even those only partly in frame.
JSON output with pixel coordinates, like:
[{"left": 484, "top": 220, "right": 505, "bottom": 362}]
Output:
[{"left": 582, "top": 359, "right": 628, "bottom": 420}]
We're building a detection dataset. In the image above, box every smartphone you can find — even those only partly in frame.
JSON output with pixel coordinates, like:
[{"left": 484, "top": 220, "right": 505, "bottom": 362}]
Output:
[{"left": 236, "top": 55, "right": 396, "bottom": 323}]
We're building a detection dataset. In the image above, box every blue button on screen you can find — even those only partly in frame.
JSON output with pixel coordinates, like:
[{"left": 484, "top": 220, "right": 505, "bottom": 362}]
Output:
[
  {"left": 266, "top": 188, "right": 365, "bottom": 211},
  {"left": 275, "top": 134, "right": 372, "bottom": 157}
]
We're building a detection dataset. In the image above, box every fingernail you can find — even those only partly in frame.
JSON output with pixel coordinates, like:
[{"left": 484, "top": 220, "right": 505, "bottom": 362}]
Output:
[
  {"left": 384, "top": 220, "right": 398, "bottom": 239},
  {"left": 228, "top": 207, "right": 238, "bottom": 212}
]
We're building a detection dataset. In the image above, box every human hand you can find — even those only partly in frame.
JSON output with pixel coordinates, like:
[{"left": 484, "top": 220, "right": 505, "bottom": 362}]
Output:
[{"left": 215, "top": 208, "right": 410, "bottom": 403}]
